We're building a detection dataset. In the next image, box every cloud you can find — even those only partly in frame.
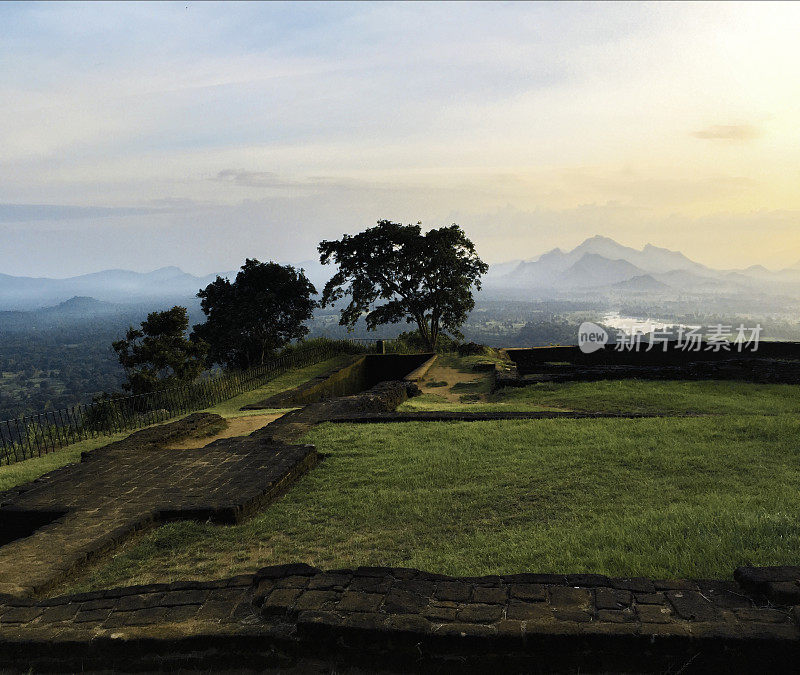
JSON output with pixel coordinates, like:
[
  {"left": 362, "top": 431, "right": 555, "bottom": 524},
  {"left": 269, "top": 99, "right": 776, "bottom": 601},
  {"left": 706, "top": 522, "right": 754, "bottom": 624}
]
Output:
[
  {"left": 0, "top": 203, "right": 163, "bottom": 223},
  {"left": 691, "top": 124, "right": 760, "bottom": 141},
  {"left": 213, "top": 170, "right": 303, "bottom": 189},
  {"left": 3, "top": 3, "right": 800, "bottom": 276},
  {"left": 212, "top": 169, "right": 375, "bottom": 192}
]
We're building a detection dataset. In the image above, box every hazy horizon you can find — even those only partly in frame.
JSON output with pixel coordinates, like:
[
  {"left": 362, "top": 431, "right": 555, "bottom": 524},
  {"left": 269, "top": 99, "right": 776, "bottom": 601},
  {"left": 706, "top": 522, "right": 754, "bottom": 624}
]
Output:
[
  {"left": 3, "top": 1, "right": 800, "bottom": 277},
  {"left": 3, "top": 232, "right": 798, "bottom": 281}
]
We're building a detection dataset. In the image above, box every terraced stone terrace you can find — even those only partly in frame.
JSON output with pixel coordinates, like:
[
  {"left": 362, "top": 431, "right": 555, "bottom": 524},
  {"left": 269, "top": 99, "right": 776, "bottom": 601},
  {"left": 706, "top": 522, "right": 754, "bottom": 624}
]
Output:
[{"left": 2, "top": 348, "right": 800, "bottom": 671}]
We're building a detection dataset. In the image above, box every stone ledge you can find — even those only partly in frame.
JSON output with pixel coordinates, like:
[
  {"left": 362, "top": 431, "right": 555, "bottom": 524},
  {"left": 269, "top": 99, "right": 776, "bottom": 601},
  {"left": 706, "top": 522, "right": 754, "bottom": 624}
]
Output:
[
  {"left": 499, "top": 358, "right": 800, "bottom": 386},
  {"left": 735, "top": 566, "right": 800, "bottom": 604},
  {"left": 1, "top": 565, "right": 799, "bottom": 672}
]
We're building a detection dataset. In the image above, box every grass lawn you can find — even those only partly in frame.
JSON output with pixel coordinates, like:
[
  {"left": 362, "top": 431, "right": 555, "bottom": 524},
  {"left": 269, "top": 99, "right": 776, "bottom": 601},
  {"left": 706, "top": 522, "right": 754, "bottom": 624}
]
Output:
[
  {"left": 493, "top": 380, "right": 800, "bottom": 415},
  {"left": 201, "top": 355, "right": 353, "bottom": 417},
  {"left": 399, "top": 393, "right": 566, "bottom": 413},
  {"left": 62, "top": 410, "right": 800, "bottom": 592},
  {"left": 0, "top": 432, "right": 131, "bottom": 492},
  {"left": 401, "top": 379, "right": 800, "bottom": 415},
  {"left": 0, "top": 356, "right": 352, "bottom": 492}
]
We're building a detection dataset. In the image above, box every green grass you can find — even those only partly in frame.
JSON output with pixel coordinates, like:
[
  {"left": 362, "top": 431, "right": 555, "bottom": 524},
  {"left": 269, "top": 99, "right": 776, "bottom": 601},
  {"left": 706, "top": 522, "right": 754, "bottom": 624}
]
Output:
[
  {"left": 62, "top": 412, "right": 800, "bottom": 591},
  {"left": 399, "top": 393, "right": 564, "bottom": 412},
  {"left": 0, "top": 432, "right": 130, "bottom": 492},
  {"left": 0, "top": 356, "right": 352, "bottom": 491},
  {"left": 401, "top": 379, "right": 800, "bottom": 414},
  {"left": 201, "top": 355, "right": 353, "bottom": 417},
  {"left": 492, "top": 380, "right": 800, "bottom": 415}
]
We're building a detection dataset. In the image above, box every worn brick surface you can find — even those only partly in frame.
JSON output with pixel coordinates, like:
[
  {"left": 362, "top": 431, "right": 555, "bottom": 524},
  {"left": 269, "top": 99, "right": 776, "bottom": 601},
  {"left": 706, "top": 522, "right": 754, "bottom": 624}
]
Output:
[
  {"left": 457, "top": 603, "right": 503, "bottom": 623},
  {"left": 509, "top": 582, "right": 547, "bottom": 602},
  {"left": 472, "top": 585, "right": 507, "bottom": 604},
  {"left": 0, "top": 414, "right": 318, "bottom": 597},
  {"left": 436, "top": 581, "right": 471, "bottom": 602},
  {"left": 595, "top": 587, "right": 632, "bottom": 609},
  {"left": 667, "top": 590, "right": 717, "bottom": 621},
  {"left": 0, "top": 565, "right": 798, "bottom": 672}
]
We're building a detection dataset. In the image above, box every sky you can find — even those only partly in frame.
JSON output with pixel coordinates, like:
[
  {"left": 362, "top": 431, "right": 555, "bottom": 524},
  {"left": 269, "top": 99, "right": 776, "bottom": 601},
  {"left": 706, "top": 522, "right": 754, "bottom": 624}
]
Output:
[{"left": 1, "top": 1, "right": 799, "bottom": 277}]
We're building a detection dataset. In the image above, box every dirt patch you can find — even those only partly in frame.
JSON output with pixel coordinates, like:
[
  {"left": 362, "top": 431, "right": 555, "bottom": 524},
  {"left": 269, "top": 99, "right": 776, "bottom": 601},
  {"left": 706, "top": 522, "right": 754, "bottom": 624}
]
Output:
[
  {"left": 165, "top": 414, "right": 284, "bottom": 449},
  {"left": 418, "top": 364, "right": 489, "bottom": 402}
]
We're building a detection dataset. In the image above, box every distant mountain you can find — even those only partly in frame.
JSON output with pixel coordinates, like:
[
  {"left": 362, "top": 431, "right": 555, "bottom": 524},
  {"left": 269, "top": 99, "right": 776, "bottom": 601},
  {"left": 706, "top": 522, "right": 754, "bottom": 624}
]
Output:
[
  {"left": 504, "top": 235, "right": 708, "bottom": 287},
  {"left": 485, "top": 259, "right": 526, "bottom": 279},
  {"left": 39, "top": 296, "right": 121, "bottom": 316},
  {"left": 612, "top": 274, "right": 671, "bottom": 292},
  {"left": 0, "top": 296, "right": 137, "bottom": 332},
  {"left": 650, "top": 269, "right": 730, "bottom": 293},
  {"left": 564, "top": 235, "right": 699, "bottom": 273},
  {"left": 486, "top": 235, "right": 800, "bottom": 301},
  {"left": 556, "top": 254, "right": 646, "bottom": 288},
  {"left": 0, "top": 267, "right": 218, "bottom": 309},
  {"left": 0, "top": 263, "right": 328, "bottom": 310}
]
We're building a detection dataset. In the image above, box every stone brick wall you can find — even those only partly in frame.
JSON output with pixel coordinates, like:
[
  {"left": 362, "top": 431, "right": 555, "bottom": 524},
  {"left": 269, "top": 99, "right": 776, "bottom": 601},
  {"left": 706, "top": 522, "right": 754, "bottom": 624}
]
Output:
[
  {"left": 499, "top": 358, "right": 800, "bottom": 385},
  {"left": 506, "top": 342, "right": 800, "bottom": 372},
  {"left": 244, "top": 353, "right": 433, "bottom": 410},
  {"left": 2, "top": 564, "right": 799, "bottom": 672}
]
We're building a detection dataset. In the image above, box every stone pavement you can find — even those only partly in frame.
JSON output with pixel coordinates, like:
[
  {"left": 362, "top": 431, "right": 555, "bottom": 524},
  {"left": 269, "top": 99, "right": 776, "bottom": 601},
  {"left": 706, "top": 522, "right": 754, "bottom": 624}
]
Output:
[
  {"left": 0, "top": 379, "right": 423, "bottom": 599},
  {"left": 1, "top": 564, "right": 798, "bottom": 672},
  {"left": 0, "top": 413, "right": 317, "bottom": 597}
]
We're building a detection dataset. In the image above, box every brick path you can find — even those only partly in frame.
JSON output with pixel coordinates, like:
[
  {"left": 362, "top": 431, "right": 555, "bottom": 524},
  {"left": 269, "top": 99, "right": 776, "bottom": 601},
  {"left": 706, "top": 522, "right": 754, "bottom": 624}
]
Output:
[
  {"left": 0, "top": 381, "right": 421, "bottom": 598},
  {"left": 0, "top": 414, "right": 317, "bottom": 597},
  {"left": 1, "top": 564, "right": 798, "bottom": 672}
]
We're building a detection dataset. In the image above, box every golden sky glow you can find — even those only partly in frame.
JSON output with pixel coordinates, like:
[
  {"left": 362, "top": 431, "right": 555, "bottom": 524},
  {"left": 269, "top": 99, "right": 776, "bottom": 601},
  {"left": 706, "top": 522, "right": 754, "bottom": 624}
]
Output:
[{"left": 1, "top": 1, "right": 799, "bottom": 275}]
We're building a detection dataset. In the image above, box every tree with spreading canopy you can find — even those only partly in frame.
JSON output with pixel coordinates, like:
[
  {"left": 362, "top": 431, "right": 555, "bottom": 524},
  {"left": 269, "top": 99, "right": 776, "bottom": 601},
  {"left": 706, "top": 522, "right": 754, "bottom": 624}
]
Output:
[
  {"left": 318, "top": 220, "right": 488, "bottom": 350},
  {"left": 192, "top": 259, "right": 317, "bottom": 369},
  {"left": 112, "top": 306, "right": 207, "bottom": 394}
]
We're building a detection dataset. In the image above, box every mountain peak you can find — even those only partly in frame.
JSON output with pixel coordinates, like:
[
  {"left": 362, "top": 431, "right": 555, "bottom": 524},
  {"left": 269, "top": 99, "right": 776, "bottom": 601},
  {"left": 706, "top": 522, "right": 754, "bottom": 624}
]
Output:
[
  {"left": 537, "top": 247, "right": 565, "bottom": 259},
  {"left": 147, "top": 266, "right": 189, "bottom": 280},
  {"left": 58, "top": 296, "right": 104, "bottom": 308},
  {"left": 612, "top": 273, "right": 670, "bottom": 291},
  {"left": 495, "top": 234, "right": 710, "bottom": 289},
  {"left": 41, "top": 296, "right": 118, "bottom": 315}
]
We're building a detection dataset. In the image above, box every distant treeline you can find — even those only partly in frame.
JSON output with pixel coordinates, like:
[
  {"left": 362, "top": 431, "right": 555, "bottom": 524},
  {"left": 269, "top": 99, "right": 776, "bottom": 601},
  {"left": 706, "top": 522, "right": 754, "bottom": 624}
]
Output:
[
  {"left": 0, "top": 298, "right": 581, "bottom": 419},
  {"left": 0, "top": 322, "right": 126, "bottom": 421},
  {"left": 4, "top": 294, "right": 800, "bottom": 420}
]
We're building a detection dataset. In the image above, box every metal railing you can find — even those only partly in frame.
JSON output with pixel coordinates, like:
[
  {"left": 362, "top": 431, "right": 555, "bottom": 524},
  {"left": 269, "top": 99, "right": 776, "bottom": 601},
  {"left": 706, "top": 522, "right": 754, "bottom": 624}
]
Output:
[{"left": 0, "top": 341, "right": 363, "bottom": 465}]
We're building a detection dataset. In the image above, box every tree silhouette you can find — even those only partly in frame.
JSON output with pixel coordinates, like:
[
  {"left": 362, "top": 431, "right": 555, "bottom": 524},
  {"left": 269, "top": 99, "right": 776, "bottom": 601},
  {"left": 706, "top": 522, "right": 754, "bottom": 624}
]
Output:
[
  {"left": 193, "top": 259, "right": 317, "bottom": 369},
  {"left": 318, "top": 220, "right": 487, "bottom": 350},
  {"left": 112, "top": 306, "right": 206, "bottom": 394}
]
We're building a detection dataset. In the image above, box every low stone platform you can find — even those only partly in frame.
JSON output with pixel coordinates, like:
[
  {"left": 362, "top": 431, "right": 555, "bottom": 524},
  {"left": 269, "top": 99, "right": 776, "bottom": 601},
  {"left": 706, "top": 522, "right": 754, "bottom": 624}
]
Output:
[
  {"left": 1, "top": 564, "right": 798, "bottom": 672},
  {"left": 243, "top": 353, "right": 433, "bottom": 411},
  {"left": 497, "top": 358, "right": 800, "bottom": 388},
  {"left": 0, "top": 414, "right": 317, "bottom": 597},
  {"left": 0, "top": 380, "right": 422, "bottom": 598},
  {"left": 254, "top": 379, "right": 420, "bottom": 442}
]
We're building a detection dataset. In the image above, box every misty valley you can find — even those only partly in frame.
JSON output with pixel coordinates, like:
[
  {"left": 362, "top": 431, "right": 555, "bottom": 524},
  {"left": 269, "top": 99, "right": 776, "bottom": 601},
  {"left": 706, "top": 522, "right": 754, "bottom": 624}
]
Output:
[{"left": 5, "top": 234, "right": 800, "bottom": 421}]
